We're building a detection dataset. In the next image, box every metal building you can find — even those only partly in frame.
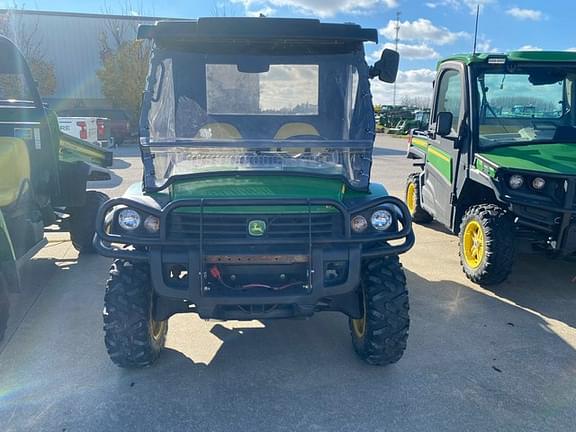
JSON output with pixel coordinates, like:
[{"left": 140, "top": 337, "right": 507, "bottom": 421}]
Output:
[{"left": 0, "top": 9, "right": 163, "bottom": 112}]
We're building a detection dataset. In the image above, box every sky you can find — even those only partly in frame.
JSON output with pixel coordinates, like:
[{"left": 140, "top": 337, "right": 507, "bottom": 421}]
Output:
[{"left": 3, "top": 0, "right": 575, "bottom": 105}]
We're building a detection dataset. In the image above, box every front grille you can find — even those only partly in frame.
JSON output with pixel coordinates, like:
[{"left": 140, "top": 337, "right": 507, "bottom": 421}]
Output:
[{"left": 167, "top": 212, "right": 343, "bottom": 241}]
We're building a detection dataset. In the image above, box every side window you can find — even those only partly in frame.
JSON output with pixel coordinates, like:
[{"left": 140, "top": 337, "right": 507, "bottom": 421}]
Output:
[{"left": 435, "top": 69, "right": 462, "bottom": 131}]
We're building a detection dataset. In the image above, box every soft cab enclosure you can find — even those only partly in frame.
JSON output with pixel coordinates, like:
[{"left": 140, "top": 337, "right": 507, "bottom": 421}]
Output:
[{"left": 138, "top": 18, "right": 388, "bottom": 192}]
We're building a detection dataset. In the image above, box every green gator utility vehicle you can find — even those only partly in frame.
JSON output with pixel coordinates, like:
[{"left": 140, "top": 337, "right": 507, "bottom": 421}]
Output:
[
  {"left": 94, "top": 18, "right": 414, "bottom": 368},
  {"left": 406, "top": 51, "right": 576, "bottom": 285},
  {"left": 0, "top": 36, "right": 112, "bottom": 340}
]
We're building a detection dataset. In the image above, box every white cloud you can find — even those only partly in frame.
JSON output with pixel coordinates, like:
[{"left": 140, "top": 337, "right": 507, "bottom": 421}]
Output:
[
  {"left": 461, "top": 0, "right": 494, "bottom": 13},
  {"left": 380, "top": 18, "right": 468, "bottom": 46},
  {"left": 232, "top": 0, "right": 397, "bottom": 18},
  {"left": 370, "top": 43, "right": 440, "bottom": 60},
  {"left": 506, "top": 7, "right": 543, "bottom": 21},
  {"left": 371, "top": 68, "right": 436, "bottom": 105},
  {"left": 424, "top": 0, "right": 493, "bottom": 13},
  {"left": 566, "top": 48, "right": 576, "bottom": 52},
  {"left": 246, "top": 6, "right": 275, "bottom": 16},
  {"left": 476, "top": 37, "right": 499, "bottom": 53},
  {"left": 518, "top": 45, "right": 543, "bottom": 51}
]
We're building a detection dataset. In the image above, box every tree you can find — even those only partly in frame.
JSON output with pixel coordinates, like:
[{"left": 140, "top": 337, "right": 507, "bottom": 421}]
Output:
[
  {"left": 0, "top": 6, "right": 57, "bottom": 97},
  {"left": 400, "top": 96, "right": 431, "bottom": 110},
  {"left": 97, "top": 40, "right": 150, "bottom": 124},
  {"left": 373, "top": 104, "right": 383, "bottom": 114},
  {"left": 97, "top": 1, "right": 151, "bottom": 124}
]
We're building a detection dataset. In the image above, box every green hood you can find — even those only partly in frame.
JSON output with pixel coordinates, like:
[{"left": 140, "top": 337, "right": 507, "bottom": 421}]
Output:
[
  {"left": 171, "top": 175, "right": 345, "bottom": 200},
  {"left": 478, "top": 143, "right": 576, "bottom": 175},
  {"left": 169, "top": 175, "right": 346, "bottom": 214}
]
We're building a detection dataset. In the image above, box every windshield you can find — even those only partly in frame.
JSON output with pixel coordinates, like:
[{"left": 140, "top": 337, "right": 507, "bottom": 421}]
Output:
[
  {"left": 475, "top": 66, "right": 576, "bottom": 148},
  {"left": 142, "top": 48, "right": 374, "bottom": 189}
]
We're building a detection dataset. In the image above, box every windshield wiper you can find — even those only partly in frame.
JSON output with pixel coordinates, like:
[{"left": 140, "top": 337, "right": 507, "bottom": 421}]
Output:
[{"left": 478, "top": 75, "right": 509, "bottom": 133}]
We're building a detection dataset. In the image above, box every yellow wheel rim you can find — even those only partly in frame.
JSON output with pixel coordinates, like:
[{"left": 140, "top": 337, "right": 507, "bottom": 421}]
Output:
[
  {"left": 151, "top": 320, "right": 166, "bottom": 341},
  {"left": 406, "top": 182, "right": 416, "bottom": 214},
  {"left": 463, "top": 220, "right": 485, "bottom": 268},
  {"left": 352, "top": 290, "right": 367, "bottom": 338}
]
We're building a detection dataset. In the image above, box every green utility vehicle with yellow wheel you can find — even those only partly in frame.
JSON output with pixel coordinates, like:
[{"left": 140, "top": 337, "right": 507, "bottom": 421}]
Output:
[
  {"left": 406, "top": 51, "right": 576, "bottom": 285},
  {"left": 94, "top": 18, "right": 415, "bottom": 368},
  {"left": 0, "top": 36, "right": 112, "bottom": 341}
]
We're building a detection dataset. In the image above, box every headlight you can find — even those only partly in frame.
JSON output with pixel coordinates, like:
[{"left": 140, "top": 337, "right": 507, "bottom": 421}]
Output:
[
  {"left": 532, "top": 177, "right": 546, "bottom": 190},
  {"left": 371, "top": 209, "right": 393, "bottom": 231},
  {"left": 143, "top": 215, "right": 160, "bottom": 233},
  {"left": 118, "top": 209, "right": 141, "bottom": 231},
  {"left": 509, "top": 174, "right": 524, "bottom": 190},
  {"left": 351, "top": 215, "right": 368, "bottom": 233}
]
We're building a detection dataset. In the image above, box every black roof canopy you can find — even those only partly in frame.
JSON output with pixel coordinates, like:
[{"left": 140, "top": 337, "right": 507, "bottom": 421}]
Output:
[{"left": 138, "top": 17, "right": 378, "bottom": 44}]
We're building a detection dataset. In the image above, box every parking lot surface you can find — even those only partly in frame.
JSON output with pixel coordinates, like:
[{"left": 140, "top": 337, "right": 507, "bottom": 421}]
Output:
[{"left": 0, "top": 135, "right": 574, "bottom": 432}]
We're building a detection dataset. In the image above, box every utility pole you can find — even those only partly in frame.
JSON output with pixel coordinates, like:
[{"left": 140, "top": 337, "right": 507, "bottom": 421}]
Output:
[{"left": 393, "top": 11, "right": 401, "bottom": 107}]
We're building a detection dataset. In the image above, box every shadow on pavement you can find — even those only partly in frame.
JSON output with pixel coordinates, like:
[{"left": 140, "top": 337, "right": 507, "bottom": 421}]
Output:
[
  {"left": 2, "top": 263, "right": 575, "bottom": 431},
  {"left": 0, "top": 257, "right": 79, "bottom": 354},
  {"left": 372, "top": 146, "right": 406, "bottom": 157},
  {"left": 111, "top": 158, "right": 131, "bottom": 170},
  {"left": 491, "top": 253, "right": 576, "bottom": 328},
  {"left": 80, "top": 270, "right": 575, "bottom": 431}
]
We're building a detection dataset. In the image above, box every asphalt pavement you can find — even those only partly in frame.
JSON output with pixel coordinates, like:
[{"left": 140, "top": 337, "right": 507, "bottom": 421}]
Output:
[{"left": 0, "top": 135, "right": 574, "bottom": 432}]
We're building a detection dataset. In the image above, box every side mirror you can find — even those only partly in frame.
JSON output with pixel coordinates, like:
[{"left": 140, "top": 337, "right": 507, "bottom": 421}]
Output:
[
  {"left": 369, "top": 48, "right": 399, "bottom": 83},
  {"left": 435, "top": 112, "right": 453, "bottom": 137}
]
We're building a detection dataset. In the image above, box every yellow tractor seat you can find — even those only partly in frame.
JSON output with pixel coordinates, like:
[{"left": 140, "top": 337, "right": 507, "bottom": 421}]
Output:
[
  {"left": 0, "top": 137, "right": 30, "bottom": 208},
  {"left": 194, "top": 123, "right": 242, "bottom": 139},
  {"left": 274, "top": 123, "right": 323, "bottom": 154},
  {"left": 274, "top": 123, "right": 320, "bottom": 140}
]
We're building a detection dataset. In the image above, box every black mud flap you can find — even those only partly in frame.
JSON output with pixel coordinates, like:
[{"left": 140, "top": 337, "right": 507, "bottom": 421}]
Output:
[{"left": 563, "top": 224, "right": 576, "bottom": 255}]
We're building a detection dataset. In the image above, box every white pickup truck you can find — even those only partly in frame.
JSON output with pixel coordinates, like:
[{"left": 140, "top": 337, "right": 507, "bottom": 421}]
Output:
[{"left": 58, "top": 117, "right": 110, "bottom": 147}]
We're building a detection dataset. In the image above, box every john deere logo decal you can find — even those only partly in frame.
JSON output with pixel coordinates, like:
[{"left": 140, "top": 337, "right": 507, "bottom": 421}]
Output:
[{"left": 248, "top": 220, "right": 266, "bottom": 237}]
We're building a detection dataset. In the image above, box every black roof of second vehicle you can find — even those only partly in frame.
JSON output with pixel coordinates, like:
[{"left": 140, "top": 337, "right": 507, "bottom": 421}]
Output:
[{"left": 137, "top": 17, "right": 378, "bottom": 44}]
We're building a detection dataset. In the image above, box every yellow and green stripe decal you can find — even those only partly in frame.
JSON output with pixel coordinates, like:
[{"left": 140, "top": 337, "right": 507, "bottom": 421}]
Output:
[
  {"left": 412, "top": 137, "right": 428, "bottom": 151},
  {"left": 427, "top": 145, "right": 453, "bottom": 182},
  {"left": 410, "top": 137, "right": 453, "bottom": 182}
]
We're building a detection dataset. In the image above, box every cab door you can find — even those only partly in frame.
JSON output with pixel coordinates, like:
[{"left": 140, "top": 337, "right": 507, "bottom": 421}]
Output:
[{"left": 420, "top": 62, "right": 467, "bottom": 228}]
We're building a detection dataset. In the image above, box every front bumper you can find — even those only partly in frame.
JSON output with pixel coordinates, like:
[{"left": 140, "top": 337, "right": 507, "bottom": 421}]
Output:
[
  {"left": 94, "top": 197, "right": 415, "bottom": 320},
  {"left": 502, "top": 177, "right": 576, "bottom": 255}
]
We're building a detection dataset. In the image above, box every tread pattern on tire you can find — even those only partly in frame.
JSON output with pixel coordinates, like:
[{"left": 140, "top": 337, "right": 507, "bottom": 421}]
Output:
[
  {"left": 70, "top": 190, "right": 109, "bottom": 254},
  {"left": 406, "top": 173, "right": 433, "bottom": 223},
  {"left": 350, "top": 256, "right": 409, "bottom": 366},
  {"left": 103, "top": 260, "right": 167, "bottom": 368},
  {"left": 459, "top": 204, "right": 515, "bottom": 285}
]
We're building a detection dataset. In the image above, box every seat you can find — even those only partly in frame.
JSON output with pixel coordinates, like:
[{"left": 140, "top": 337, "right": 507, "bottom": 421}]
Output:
[
  {"left": 274, "top": 123, "right": 320, "bottom": 140},
  {"left": 274, "top": 123, "right": 324, "bottom": 155},
  {"left": 194, "top": 123, "right": 242, "bottom": 139},
  {"left": 0, "top": 138, "right": 30, "bottom": 208}
]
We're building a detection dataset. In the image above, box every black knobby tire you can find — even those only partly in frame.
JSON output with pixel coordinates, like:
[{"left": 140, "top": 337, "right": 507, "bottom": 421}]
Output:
[
  {"left": 0, "top": 277, "right": 9, "bottom": 342},
  {"left": 103, "top": 260, "right": 168, "bottom": 368},
  {"left": 405, "top": 173, "right": 433, "bottom": 223},
  {"left": 70, "top": 191, "right": 109, "bottom": 254},
  {"left": 459, "top": 204, "right": 515, "bottom": 285},
  {"left": 349, "top": 256, "right": 409, "bottom": 365}
]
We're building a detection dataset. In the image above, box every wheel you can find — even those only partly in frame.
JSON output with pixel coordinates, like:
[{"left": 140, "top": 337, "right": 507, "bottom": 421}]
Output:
[
  {"left": 69, "top": 191, "right": 109, "bottom": 254},
  {"left": 349, "top": 256, "right": 409, "bottom": 365},
  {"left": 405, "top": 173, "right": 433, "bottom": 223},
  {"left": 0, "top": 276, "right": 9, "bottom": 342},
  {"left": 459, "top": 204, "right": 515, "bottom": 285},
  {"left": 103, "top": 260, "right": 168, "bottom": 368}
]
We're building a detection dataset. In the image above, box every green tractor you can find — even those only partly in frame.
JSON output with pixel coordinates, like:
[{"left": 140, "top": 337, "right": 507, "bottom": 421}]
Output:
[
  {"left": 0, "top": 36, "right": 112, "bottom": 340},
  {"left": 406, "top": 51, "right": 576, "bottom": 285},
  {"left": 94, "top": 18, "right": 415, "bottom": 368}
]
